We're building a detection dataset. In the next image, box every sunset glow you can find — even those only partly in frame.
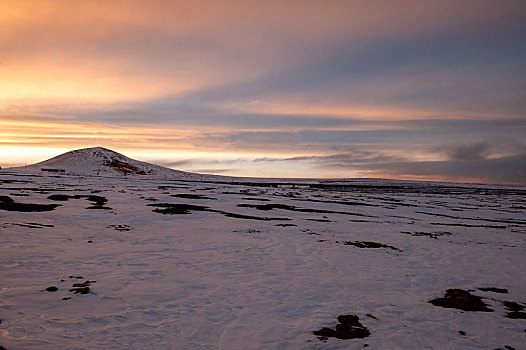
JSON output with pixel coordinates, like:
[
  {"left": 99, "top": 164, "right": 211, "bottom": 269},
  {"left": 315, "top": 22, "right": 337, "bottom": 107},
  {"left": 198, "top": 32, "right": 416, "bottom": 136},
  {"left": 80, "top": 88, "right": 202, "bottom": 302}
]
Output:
[{"left": 1, "top": 0, "right": 525, "bottom": 183}]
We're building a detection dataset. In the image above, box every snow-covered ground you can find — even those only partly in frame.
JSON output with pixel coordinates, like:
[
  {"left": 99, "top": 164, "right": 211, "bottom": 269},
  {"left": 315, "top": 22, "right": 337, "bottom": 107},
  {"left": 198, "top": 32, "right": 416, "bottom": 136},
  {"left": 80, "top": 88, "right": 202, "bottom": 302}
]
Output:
[{"left": 0, "top": 171, "right": 525, "bottom": 349}]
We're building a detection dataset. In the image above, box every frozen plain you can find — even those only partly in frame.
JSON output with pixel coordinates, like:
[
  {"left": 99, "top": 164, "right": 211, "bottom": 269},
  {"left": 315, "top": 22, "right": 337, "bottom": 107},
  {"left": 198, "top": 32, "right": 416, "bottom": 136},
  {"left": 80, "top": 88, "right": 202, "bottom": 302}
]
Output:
[{"left": 1, "top": 172, "right": 525, "bottom": 349}]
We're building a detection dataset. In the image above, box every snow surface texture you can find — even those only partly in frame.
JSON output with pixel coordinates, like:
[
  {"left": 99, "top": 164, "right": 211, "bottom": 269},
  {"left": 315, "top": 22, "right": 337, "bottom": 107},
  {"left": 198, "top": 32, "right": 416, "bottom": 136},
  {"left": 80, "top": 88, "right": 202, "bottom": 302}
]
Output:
[{"left": 1, "top": 154, "right": 526, "bottom": 349}]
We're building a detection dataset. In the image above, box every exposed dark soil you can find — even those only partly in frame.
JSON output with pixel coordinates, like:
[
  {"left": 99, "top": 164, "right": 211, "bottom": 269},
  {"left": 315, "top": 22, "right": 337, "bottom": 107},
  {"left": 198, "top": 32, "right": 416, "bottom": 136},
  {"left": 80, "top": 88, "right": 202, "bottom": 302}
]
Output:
[
  {"left": 47, "top": 194, "right": 73, "bottom": 201},
  {"left": 158, "top": 185, "right": 189, "bottom": 190},
  {"left": 63, "top": 280, "right": 96, "bottom": 296},
  {"left": 107, "top": 224, "right": 131, "bottom": 231},
  {"left": 237, "top": 203, "right": 372, "bottom": 217},
  {"left": 313, "top": 314, "right": 370, "bottom": 341},
  {"left": 105, "top": 159, "right": 150, "bottom": 175},
  {"left": 48, "top": 194, "right": 111, "bottom": 209},
  {"left": 478, "top": 287, "right": 508, "bottom": 293},
  {"left": 339, "top": 241, "right": 401, "bottom": 251},
  {"left": 221, "top": 212, "right": 290, "bottom": 221},
  {"left": 402, "top": 231, "right": 452, "bottom": 239},
  {"left": 431, "top": 222, "right": 507, "bottom": 229},
  {"left": 10, "top": 222, "right": 54, "bottom": 228},
  {"left": 171, "top": 194, "right": 217, "bottom": 200},
  {"left": 148, "top": 203, "right": 209, "bottom": 214},
  {"left": 148, "top": 203, "right": 291, "bottom": 221},
  {"left": 503, "top": 301, "right": 524, "bottom": 311},
  {"left": 429, "top": 289, "right": 493, "bottom": 312},
  {"left": 0, "top": 195, "right": 61, "bottom": 212},
  {"left": 504, "top": 301, "right": 526, "bottom": 319}
]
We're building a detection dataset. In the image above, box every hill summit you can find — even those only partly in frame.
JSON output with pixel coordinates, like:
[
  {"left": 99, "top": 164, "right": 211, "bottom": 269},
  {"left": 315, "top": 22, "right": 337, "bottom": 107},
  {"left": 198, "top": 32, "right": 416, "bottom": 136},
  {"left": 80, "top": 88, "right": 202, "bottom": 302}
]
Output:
[{"left": 8, "top": 147, "right": 199, "bottom": 179}]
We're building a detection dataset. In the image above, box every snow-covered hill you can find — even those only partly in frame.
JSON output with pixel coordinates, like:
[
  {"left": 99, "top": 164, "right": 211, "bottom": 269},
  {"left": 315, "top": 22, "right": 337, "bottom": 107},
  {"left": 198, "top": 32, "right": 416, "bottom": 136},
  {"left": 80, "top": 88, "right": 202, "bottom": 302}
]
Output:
[{"left": 7, "top": 147, "right": 205, "bottom": 180}]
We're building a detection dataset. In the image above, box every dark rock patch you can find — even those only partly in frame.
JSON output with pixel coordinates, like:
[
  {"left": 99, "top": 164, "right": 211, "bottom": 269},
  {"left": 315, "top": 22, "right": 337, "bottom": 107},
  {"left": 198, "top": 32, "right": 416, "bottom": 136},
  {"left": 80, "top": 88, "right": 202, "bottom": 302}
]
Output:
[
  {"left": 149, "top": 203, "right": 290, "bottom": 221},
  {"left": 48, "top": 194, "right": 112, "bottom": 209},
  {"left": 107, "top": 224, "right": 131, "bottom": 231},
  {"left": 84, "top": 195, "right": 110, "bottom": 209},
  {"left": 45, "top": 286, "right": 58, "bottom": 292},
  {"left": 429, "top": 289, "right": 493, "bottom": 312},
  {"left": 313, "top": 314, "right": 370, "bottom": 341},
  {"left": 238, "top": 203, "right": 298, "bottom": 211},
  {"left": 478, "top": 287, "right": 508, "bottom": 294},
  {"left": 504, "top": 301, "right": 526, "bottom": 319},
  {"left": 503, "top": 301, "right": 524, "bottom": 311},
  {"left": 171, "top": 193, "right": 217, "bottom": 200},
  {"left": 306, "top": 218, "right": 332, "bottom": 222},
  {"left": 158, "top": 185, "right": 189, "bottom": 190},
  {"left": 459, "top": 330, "right": 466, "bottom": 336},
  {"left": 221, "top": 212, "right": 290, "bottom": 221},
  {"left": 148, "top": 203, "right": 209, "bottom": 214},
  {"left": 275, "top": 223, "right": 297, "bottom": 227},
  {"left": 431, "top": 222, "right": 507, "bottom": 229},
  {"left": 68, "top": 280, "right": 95, "bottom": 295},
  {"left": 304, "top": 231, "right": 320, "bottom": 235},
  {"left": 402, "top": 231, "right": 451, "bottom": 239},
  {"left": 237, "top": 203, "right": 370, "bottom": 218},
  {"left": 70, "top": 286, "right": 90, "bottom": 294},
  {"left": 506, "top": 312, "right": 526, "bottom": 319},
  {"left": 10, "top": 222, "right": 54, "bottom": 229},
  {"left": 340, "top": 241, "right": 401, "bottom": 252},
  {"left": 86, "top": 205, "right": 112, "bottom": 210},
  {"left": 47, "top": 194, "right": 74, "bottom": 201},
  {"left": 0, "top": 195, "right": 61, "bottom": 212}
]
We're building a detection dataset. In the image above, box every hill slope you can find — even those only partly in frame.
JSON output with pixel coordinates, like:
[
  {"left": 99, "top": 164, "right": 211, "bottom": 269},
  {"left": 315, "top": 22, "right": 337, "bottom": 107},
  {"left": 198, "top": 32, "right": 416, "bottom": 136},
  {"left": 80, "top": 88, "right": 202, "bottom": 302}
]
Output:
[{"left": 8, "top": 147, "right": 203, "bottom": 179}]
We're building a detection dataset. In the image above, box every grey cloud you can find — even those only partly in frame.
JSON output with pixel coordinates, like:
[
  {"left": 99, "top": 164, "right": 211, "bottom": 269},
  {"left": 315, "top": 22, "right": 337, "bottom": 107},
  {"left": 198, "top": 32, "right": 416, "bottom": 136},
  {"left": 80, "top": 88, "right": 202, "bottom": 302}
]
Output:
[
  {"left": 176, "top": 19, "right": 526, "bottom": 115},
  {"left": 154, "top": 159, "right": 195, "bottom": 168},
  {"left": 152, "top": 157, "right": 246, "bottom": 169},
  {"left": 189, "top": 168, "right": 238, "bottom": 174},
  {"left": 190, "top": 124, "right": 526, "bottom": 158},
  {"left": 367, "top": 154, "right": 526, "bottom": 184},
  {"left": 254, "top": 152, "right": 405, "bottom": 168},
  {"left": 435, "top": 142, "right": 492, "bottom": 161}
]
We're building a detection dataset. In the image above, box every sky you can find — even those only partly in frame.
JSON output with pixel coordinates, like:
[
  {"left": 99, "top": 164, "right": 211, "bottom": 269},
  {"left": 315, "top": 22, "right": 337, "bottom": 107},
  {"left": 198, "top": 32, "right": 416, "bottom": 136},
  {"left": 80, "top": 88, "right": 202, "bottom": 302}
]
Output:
[{"left": 1, "top": 0, "right": 525, "bottom": 183}]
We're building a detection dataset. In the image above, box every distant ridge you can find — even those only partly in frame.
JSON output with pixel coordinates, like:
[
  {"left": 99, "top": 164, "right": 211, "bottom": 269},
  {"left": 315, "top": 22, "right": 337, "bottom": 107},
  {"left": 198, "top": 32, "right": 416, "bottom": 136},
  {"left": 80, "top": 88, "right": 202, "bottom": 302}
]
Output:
[{"left": 7, "top": 147, "right": 203, "bottom": 180}]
